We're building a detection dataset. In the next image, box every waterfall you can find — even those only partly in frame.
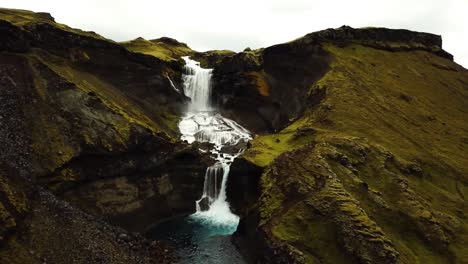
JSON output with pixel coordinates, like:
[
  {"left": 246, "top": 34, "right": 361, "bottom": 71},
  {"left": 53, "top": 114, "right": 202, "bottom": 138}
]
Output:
[
  {"left": 182, "top": 57, "right": 213, "bottom": 112},
  {"left": 178, "top": 57, "right": 251, "bottom": 226}
]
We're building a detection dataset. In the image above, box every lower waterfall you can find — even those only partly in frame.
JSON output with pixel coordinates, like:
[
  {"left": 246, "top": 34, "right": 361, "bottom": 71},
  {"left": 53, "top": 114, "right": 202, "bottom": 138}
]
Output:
[{"left": 179, "top": 111, "right": 251, "bottom": 227}]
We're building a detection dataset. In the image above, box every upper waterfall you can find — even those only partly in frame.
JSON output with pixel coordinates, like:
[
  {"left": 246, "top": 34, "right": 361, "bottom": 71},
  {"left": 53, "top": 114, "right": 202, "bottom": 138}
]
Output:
[{"left": 182, "top": 56, "right": 213, "bottom": 111}]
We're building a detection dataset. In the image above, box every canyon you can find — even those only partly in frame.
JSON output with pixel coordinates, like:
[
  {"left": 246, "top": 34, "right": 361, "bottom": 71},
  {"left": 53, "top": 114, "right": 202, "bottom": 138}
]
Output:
[{"left": 0, "top": 7, "right": 467, "bottom": 264}]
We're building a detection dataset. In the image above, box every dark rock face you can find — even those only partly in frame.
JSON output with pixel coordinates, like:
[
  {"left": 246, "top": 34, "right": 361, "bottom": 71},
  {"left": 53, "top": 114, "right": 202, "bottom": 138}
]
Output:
[
  {"left": 227, "top": 158, "right": 262, "bottom": 216},
  {"left": 197, "top": 197, "right": 211, "bottom": 211},
  {"left": 61, "top": 149, "right": 210, "bottom": 232},
  {"left": 0, "top": 20, "right": 30, "bottom": 52},
  {"left": 212, "top": 40, "right": 330, "bottom": 133}
]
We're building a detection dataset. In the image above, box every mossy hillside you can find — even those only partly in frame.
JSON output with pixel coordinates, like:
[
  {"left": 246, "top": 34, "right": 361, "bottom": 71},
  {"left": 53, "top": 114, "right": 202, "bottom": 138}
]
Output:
[
  {"left": 1, "top": 6, "right": 195, "bottom": 214},
  {"left": 1, "top": 8, "right": 186, "bottom": 134},
  {"left": 241, "top": 43, "right": 468, "bottom": 263},
  {"left": 23, "top": 51, "right": 192, "bottom": 194},
  {"left": 250, "top": 135, "right": 466, "bottom": 263},
  {"left": 315, "top": 43, "right": 468, "bottom": 196},
  {"left": 318, "top": 137, "right": 464, "bottom": 263},
  {"left": 34, "top": 51, "right": 171, "bottom": 134},
  {"left": 253, "top": 143, "right": 400, "bottom": 263}
]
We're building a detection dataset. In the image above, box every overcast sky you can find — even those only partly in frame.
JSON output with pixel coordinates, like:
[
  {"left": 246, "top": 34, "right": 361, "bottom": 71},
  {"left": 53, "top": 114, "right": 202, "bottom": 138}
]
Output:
[{"left": 2, "top": 0, "right": 467, "bottom": 67}]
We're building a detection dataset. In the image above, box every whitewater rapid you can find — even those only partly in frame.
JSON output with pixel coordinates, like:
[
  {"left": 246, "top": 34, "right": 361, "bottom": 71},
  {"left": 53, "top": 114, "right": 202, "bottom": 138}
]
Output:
[{"left": 178, "top": 57, "right": 251, "bottom": 226}]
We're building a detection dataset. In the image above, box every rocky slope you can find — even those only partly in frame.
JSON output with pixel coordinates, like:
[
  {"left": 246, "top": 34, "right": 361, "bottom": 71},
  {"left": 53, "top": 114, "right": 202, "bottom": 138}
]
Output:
[
  {"left": 226, "top": 27, "right": 468, "bottom": 263},
  {"left": 0, "top": 8, "right": 212, "bottom": 263}
]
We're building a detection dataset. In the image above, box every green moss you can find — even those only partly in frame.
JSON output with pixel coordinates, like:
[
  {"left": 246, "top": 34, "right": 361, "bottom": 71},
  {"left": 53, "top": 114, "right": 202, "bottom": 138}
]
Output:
[
  {"left": 271, "top": 201, "right": 350, "bottom": 264},
  {"left": 160, "top": 112, "right": 180, "bottom": 133},
  {"left": 257, "top": 168, "right": 286, "bottom": 225},
  {"left": 243, "top": 115, "right": 315, "bottom": 167}
]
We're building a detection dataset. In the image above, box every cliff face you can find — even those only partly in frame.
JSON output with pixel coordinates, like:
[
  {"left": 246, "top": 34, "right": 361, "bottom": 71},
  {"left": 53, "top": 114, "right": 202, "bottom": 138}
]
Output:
[
  {"left": 226, "top": 27, "right": 468, "bottom": 264},
  {"left": 0, "top": 8, "right": 211, "bottom": 263}
]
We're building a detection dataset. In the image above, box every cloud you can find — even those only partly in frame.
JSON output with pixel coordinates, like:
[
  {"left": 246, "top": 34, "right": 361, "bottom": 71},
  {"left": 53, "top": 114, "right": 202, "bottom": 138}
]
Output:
[{"left": 1, "top": 0, "right": 467, "bottom": 67}]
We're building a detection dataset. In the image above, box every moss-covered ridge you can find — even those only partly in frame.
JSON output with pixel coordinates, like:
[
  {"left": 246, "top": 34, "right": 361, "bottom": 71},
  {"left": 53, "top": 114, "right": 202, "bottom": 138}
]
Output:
[{"left": 121, "top": 36, "right": 194, "bottom": 63}]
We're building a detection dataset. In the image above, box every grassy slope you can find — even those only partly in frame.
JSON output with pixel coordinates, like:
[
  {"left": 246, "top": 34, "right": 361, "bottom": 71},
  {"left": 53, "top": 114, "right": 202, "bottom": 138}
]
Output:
[{"left": 243, "top": 44, "right": 468, "bottom": 263}]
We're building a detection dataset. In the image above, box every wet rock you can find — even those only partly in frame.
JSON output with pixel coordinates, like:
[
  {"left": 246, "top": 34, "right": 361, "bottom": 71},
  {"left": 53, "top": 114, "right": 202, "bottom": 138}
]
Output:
[{"left": 198, "top": 197, "right": 211, "bottom": 211}]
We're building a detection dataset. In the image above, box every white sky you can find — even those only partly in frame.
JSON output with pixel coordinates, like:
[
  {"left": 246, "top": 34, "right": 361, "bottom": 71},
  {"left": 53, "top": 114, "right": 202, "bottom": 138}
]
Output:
[{"left": 1, "top": 0, "right": 467, "bottom": 67}]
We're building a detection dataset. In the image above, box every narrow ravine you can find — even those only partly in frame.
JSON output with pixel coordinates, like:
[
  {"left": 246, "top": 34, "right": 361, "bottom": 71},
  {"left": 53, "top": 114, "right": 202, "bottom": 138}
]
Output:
[{"left": 148, "top": 57, "right": 251, "bottom": 263}]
